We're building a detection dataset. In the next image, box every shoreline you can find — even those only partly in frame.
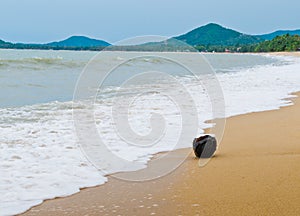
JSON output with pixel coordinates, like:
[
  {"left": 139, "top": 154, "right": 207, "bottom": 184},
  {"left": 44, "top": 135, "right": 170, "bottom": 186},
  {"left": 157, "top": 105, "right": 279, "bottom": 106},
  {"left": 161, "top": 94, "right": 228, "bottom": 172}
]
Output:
[
  {"left": 22, "top": 91, "right": 300, "bottom": 215},
  {"left": 1, "top": 48, "right": 299, "bottom": 55}
]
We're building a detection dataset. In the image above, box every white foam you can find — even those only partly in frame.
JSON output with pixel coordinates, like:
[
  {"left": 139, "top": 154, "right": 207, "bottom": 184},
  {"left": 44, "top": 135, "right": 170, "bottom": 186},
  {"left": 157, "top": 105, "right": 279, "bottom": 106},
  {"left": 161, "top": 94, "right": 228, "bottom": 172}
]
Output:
[
  {"left": 0, "top": 102, "right": 107, "bottom": 216},
  {"left": 219, "top": 56, "right": 300, "bottom": 116},
  {"left": 1, "top": 54, "right": 300, "bottom": 215}
]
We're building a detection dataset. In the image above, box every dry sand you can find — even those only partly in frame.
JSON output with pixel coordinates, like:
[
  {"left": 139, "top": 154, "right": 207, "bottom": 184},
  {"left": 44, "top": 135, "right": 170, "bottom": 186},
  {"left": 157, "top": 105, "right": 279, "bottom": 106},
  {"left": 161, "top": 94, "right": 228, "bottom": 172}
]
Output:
[
  {"left": 268, "top": 51, "right": 300, "bottom": 57},
  {"left": 22, "top": 92, "right": 300, "bottom": 216}
]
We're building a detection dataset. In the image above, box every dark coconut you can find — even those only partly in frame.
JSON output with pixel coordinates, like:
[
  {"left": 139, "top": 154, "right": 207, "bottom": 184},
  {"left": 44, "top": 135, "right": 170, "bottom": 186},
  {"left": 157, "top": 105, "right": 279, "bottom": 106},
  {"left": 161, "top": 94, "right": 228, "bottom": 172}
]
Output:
[{"left": 193, "top": 135, "right": 217, "bottom": 158}]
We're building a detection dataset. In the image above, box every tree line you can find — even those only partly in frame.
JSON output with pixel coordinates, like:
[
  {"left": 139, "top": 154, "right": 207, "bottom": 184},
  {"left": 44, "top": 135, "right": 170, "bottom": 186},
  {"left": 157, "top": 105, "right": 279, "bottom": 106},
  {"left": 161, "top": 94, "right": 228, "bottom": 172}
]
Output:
[
  {"left": 1, "top": 34, "right": 299, "bottom": 52},
  {"left": 195, "top": 34, "right": 300, "bottom": 53}
]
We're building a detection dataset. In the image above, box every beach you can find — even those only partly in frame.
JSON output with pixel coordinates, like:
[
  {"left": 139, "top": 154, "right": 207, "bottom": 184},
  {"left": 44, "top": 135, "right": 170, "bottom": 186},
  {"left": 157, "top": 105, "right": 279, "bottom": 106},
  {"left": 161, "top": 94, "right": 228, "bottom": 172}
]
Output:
[
  {"left": 21, "top": 93, "right": 300, "bottom": 215},
  {"left": 1, "top": 1, "right": 299, "bottom": 213},
  {"left": 0, "top": 50, "right": 295, "bottom": 215},
  {"left": 269, "top": 52, "right": 300, "bottom": 57}
]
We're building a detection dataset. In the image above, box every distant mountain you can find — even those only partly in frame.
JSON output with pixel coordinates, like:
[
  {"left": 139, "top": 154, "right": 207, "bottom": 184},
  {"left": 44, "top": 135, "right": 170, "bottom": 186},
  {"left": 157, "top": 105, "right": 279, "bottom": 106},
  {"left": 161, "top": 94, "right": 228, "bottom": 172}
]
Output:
[
  {"left": 0, "top": 36, "right": 110, "bottom": 51},
  {"left": 1, "top": 24, "right": 300, "bottom": 51},
  {"left": 106, "top": 38, "right": 194, "bottom": 52},
  {"left": 0, "top": 39, "right": 12, "bottom": 48},
  {"left": 46, "top": 36, "right": 110, "bottom": 48},
  {"left": 174, "top": 23, "right": 263, "bottom": 46},
  {"left": 0, "top": 39, "right": 9, "bottom": 45},
  {"left": 257, "top": 30, "right": 300, "bottom": 40}
]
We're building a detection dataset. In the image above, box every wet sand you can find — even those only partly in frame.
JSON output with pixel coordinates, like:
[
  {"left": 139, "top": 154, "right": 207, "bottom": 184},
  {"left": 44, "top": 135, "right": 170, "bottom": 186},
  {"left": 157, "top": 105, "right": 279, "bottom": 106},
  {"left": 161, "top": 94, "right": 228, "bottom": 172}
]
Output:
[{"left": 22, "top": 90, "right": 300, "bottom": 216}]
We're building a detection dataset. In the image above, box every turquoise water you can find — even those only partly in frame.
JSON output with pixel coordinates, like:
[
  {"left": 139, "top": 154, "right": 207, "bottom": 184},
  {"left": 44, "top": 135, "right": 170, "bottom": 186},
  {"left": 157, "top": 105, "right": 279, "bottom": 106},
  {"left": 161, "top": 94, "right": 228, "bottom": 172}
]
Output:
[{"left": 0, "top": 49, "right": 284, "bottom": 108}]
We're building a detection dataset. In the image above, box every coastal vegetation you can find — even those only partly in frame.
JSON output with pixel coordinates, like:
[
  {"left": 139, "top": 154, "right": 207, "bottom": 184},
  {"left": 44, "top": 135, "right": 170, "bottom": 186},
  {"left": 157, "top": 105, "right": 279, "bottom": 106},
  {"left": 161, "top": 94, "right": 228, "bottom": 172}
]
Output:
[
  {"left": 194, "top": 34, "right": 300, "bottom": 52},
  {"left": 252, "top": 34, "right": 300, "bottom": 52}
]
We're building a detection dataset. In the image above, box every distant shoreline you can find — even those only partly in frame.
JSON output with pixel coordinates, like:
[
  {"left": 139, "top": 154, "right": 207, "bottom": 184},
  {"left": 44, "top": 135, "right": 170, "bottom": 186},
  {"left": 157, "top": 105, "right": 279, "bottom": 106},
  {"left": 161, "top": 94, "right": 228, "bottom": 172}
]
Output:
[{"left": 1, "top": 47, "right": 299, "bottom": 54}]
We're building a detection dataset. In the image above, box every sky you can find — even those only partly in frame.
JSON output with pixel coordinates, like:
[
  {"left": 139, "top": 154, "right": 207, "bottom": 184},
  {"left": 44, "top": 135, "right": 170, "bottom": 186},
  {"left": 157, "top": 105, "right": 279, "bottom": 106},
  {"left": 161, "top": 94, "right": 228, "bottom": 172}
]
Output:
[{"left": 1, "top": 0, "right": 300, "bottom": 44}]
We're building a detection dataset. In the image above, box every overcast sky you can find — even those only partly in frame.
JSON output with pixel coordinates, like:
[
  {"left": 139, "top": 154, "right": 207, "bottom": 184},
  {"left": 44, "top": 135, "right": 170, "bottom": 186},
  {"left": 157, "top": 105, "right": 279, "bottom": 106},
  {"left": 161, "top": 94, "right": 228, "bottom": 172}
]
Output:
[{"left": 1, "top": 0, "right": 300, "bottom": 43}]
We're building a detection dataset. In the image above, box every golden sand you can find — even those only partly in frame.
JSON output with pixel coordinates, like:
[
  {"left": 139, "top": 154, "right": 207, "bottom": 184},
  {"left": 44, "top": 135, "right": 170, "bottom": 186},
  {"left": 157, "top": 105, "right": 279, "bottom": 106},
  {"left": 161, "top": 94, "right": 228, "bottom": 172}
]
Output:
[{"left": 269, "top": 51, "right": 300, "bottom": 57}]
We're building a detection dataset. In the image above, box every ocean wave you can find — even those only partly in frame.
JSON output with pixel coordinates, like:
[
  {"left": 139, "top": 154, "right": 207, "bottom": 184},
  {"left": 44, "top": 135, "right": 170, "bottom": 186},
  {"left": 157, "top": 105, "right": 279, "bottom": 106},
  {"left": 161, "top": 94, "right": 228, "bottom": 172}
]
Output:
[
  {"left": 0, "top": 62, "right": 7, "bottom": 67},
  {"left": 0, "top": 57, "right": 84, "bottom": 69}
]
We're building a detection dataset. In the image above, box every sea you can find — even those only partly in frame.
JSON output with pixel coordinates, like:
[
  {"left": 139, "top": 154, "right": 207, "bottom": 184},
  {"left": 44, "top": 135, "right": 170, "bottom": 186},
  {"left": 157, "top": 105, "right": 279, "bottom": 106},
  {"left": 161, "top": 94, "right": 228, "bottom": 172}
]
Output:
[{"left": 1, "top": 49, "right": 300, "bottom": 216}]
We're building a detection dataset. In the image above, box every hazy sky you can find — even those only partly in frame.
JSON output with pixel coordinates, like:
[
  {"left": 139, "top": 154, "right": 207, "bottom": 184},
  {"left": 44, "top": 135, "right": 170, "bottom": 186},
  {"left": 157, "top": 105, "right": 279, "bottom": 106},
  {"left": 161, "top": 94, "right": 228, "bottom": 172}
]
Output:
[{"left": 1, "top": 0, "right": 300, "bottom": 43}]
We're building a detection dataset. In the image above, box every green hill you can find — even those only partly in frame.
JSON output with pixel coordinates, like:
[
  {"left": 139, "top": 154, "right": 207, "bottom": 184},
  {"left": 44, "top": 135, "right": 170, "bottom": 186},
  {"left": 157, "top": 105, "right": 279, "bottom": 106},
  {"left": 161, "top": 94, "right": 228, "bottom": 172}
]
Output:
[
  {"left": 0, "top": 36, "right": 110, "bottom": 50},
  {"left": 174, "top": 23, "right": 262, "bottom": 46},
  {"left": 46, "top": 36, "right": 110, "bottom": 48},
  {"left": 0, "top": 39, "right": 11, "bottom": 45},
  {"left": 0, "top": 39, "right": 12, "bottom": 48}
]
